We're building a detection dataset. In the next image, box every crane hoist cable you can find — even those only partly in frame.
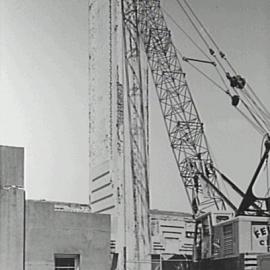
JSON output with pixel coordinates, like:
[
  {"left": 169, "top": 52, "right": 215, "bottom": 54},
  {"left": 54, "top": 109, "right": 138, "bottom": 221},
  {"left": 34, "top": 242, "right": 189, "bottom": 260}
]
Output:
[
  {"left": 175, "top": 49, "right": 268, "bottom": 136},
  {"left": 170, "top": 0, "right": 252, "bottom": 112},
  {"left": 181, "top": 0, "right": 239, "bottom": 76},
  {"left": 182, "top": 0, "right": 270, "bottom": 127},
  {"left": 182, "top": 0, "right": 244, "bottom": 80},
  {"left": 182, "top": 0, "right": 221, "bottom": 58},
  {"left": 176, "top": 48, "right": 228, "bottom": 95},
  {"left": 175, "top": 0, "right": 227, "bottom": 75},
  {"left": 231, "top": 88, "right": 270, "bottom": 134},
  {"left": 163, "top": 5, "right": 233, "bottom": 97},
  {"left": 188, "top": 66, "right": 267, "bottom": 135},
  {"left": 241, "top": 91, "right": 270, "bottom": 131},
  {"left": 162, "top": 8, "right": 212, "bottom": 62},
  {"left": 138, "top": 0, "right": 269, "bottom": 216},
  {"left": 175, "top": 0, "right": 270, "bottom": 136},
  {"left": 229, "top": 79, "right": 270, "bottom": 131},
  {"left": 174, "top": 0, "right": 234, "bottom": 93},
  {"left": 176, "top": 51, "right": 267, "bottom": 195},
  {"left": 244, "top": 88, "right": 270, "bottom": 123},
  {"left": 184, "top": 0, "right": 269, "bottom": 123},
  {"left": 224, "top": 74, "right": 270, "bottom": 132},
  {"left": 246, "top": 83, "right": 270, "bottom": 119},
  {"left": 177, "top": 1, "right": 265, "bottom": 89},
  {"left": 235, "top": 107, "right": 266, "bottom": 136},
  {"left": 138, "top": 0, "right": 230, "bottom": 213},
  {"left": 241, "top": 100, "right": 269, "bottom": 133},
  {"left": 179, "top": 59, "right": 268, "bottom": 135},
  {"left": 175, "top": 0, "right": 211, "bottom": 53}
]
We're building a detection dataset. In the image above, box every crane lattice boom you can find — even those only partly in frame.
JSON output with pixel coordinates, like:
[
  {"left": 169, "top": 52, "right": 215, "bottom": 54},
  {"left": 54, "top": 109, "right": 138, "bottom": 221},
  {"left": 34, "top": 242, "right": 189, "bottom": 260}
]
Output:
[{"left": 135, "top": 0, "right": 228, "bottom": 214}]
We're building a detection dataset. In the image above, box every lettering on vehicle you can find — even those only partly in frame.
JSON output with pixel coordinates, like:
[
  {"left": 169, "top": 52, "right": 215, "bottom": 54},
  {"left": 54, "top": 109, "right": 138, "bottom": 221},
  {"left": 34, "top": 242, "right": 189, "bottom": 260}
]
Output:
[{"left": 252, "top": 224, "right": 270, "bottom": 249}]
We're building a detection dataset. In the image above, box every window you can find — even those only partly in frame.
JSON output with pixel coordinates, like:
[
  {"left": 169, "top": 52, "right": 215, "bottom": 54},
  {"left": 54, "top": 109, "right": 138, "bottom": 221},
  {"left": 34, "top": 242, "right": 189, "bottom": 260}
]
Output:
[{"left": 55, "top": 254, "right": 80, "bottom": 270}]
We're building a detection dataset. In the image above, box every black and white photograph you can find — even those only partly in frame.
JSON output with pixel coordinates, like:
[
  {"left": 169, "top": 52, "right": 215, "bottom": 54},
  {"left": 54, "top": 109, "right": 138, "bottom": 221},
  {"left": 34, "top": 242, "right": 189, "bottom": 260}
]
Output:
[{"left": 1, "top": 0, "right": 270, "bottom": 269}]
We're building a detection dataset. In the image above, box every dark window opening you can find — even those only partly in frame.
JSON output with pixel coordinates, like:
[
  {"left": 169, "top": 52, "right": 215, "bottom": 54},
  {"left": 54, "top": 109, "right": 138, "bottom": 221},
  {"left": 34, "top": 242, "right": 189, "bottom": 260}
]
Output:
[{"left": 55, "top": 254, "right": 79, "bottom": 270}]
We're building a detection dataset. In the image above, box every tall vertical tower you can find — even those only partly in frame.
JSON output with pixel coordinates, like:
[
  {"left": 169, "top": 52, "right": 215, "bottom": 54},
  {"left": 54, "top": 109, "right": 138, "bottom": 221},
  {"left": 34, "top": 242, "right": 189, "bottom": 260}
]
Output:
[
  {"left": 89, "top": 1, "right": 151, "bottom": 269},
  {"left": 0, "top": 146, "right": 25, "bottom": 270}
]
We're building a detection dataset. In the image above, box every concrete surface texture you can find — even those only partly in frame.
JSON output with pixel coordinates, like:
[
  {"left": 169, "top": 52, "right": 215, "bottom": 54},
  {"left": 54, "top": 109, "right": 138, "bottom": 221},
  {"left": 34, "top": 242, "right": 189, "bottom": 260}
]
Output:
[
  {"left": 0, "top": 146, "right": 25, "bottom": 270},
  {"left": 89, "top": 0, "right": 151, "bottom": 269},
  {"left": 25, "top": 200, "right": 111, "bottom": 270}
]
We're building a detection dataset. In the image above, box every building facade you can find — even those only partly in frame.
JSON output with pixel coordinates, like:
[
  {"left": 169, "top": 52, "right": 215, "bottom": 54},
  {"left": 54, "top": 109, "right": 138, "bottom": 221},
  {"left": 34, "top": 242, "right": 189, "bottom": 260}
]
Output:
[
  {"left": 89, "top": 0, "right": 151, "bottom": 269},
  {"left": 150, "top": 209, "right": 194, "bottom": 257},
  {"left": 0, "top": 145, "right": 111, "bottom": 270},
  {"left": 150, "top": 210, "right": 194, "bottom": 270}
]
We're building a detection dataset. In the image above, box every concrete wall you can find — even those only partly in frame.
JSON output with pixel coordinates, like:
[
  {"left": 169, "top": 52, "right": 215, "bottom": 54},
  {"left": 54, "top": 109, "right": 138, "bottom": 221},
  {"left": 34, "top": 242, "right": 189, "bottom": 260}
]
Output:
[
  {"left": 0, "top": 144, "right": 111, "bottom": 270},
  {"left": 89, "top": 0, "right": 115, "bottom": 214},
  {"left": 0, "top": 146, "right": 25, "bottom": 270},
  {"left": 89, "top": 1, "right": 151, "bottom": 268},
  {"left": 25, "top": 200, "right": 111, "bottom": 270}
]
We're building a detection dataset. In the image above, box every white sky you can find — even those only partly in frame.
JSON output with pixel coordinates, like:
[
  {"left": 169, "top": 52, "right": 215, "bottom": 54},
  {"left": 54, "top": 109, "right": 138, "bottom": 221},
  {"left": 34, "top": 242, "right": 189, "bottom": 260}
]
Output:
[{"left": 1, "top": 0, "right": 270, "bottom": 213}]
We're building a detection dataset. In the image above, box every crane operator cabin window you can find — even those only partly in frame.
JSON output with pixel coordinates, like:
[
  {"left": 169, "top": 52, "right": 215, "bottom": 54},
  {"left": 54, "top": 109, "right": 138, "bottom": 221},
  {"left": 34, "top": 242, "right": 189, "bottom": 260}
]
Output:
[{"left": 55, "top": 254, "right": 80, "bottom": 270}]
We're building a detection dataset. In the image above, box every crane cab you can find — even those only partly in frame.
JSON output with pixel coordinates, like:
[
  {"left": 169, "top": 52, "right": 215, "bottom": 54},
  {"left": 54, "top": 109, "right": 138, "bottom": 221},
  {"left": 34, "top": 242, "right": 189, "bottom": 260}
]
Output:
[
  {"left": 194, "top": 211, "right": 233, "bottom": 260},
  {"left": 193, "top": 212, "right": 270, "bottom": 270}
]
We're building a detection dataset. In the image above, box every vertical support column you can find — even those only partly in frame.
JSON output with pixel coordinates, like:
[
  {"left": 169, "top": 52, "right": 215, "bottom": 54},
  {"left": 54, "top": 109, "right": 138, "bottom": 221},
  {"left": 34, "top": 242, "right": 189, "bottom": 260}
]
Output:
[
  {"left": 89, "top": 0, "right": 114, "bottom": 214},
  {"left": 0, "top": 146, "right": 25, "bottom": 270},
  {"left": 89, "top": 0, "right": 127, "bottom": 266},
  {"left": 89, "top": 1, "right": 151, "bottom": 269},
  {"left": 121, "top": 1, "right": 151, "bottom": 269}
]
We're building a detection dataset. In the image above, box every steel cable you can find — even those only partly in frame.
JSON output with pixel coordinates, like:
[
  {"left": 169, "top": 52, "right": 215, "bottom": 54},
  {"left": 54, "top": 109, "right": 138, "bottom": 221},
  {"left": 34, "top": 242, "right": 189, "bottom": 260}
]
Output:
[
  {"left": 175, "top": 0, "right": 270, "bottom": 135},
  {"left": 162, "top": 8, "right": 212, "bottom": 62}
]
